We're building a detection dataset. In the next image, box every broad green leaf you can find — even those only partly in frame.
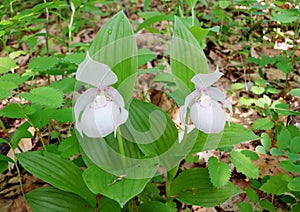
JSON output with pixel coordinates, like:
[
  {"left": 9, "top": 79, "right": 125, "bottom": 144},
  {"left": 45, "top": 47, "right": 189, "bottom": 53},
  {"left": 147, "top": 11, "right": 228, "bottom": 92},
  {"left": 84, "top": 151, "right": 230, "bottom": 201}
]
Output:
[
  {"left": 19, "top": 87, "right": 63, "bottom": 108},
  {"left": 276, "top": 60, "right": 292, "bottom": 74},
  {"left": 240, "top": 150, "right": 259, "bottom": 160},
  {"left": 138, "top": 201, "right": 173, "bottom": 212},
  {"left": 272, "top": 11, "right": 299, "bottom": 23},
  {"left": 260, "top": 132, "right": 271, "bottom": 150},
  {"left": 28, "top": 56, "right": 60, "bottom": 72},
  {"left": 189, "top": 26, "right": 209, "bottom": 47},
  {"left": 238, "top": 202, "right": 253, "bottom": 212},
  {"left": 245, "top": 187, "right": 259, "bottom": 202},
  {"left": 170, "top": 16, "right": 209, "bottom": 99},
  {"left": 50, "top": 108, "right": 73, "bottom": 123},
  {"left": 291, "top": 202, "right": 300, "bottom": 212},
  {"left": 0, "top": 73, "right": 29, "bottom": 85},
  {"left": 231, "top": 83, "right": 245, "bottom": 90},
  {"left": 89, "top": 11, "right": 137, "bottom": 103},
  {"left": 288, "top": 177, "right": 300, "bottom": 191},
  {"left": 0, "top": 104, "right": 35, "bottom": 118},
  {"left": 49, "top": 77, "right": 76, "bottom": 94},
  {"left": 170, "top": 168, "right": 242, "bottom": 207},
  {"left": 290, "top": 88, "right": 300, "bottom": 97},
  {"left": 280, "top": 160, "right": 300, "bottom": 173},
  {"left": 230, "top": 151, "right": 259, "bottom": 179},
  {"left": 208, "top": 156, "right": 231, "bottom": 187},
  {"left": 98, "top": 197, "right": 121, "bottom": 212},
  {"left": 218, "top": 0, "right": 231, "bottom": 9},
  {"left": 27, "top": 105, "right": 55, "bottom": 129},
  {"left": 11, "top": 122, "right": 33, "bottom": 149},
  {"left": 0, "top": 154, "right": 14, "bottom": 163},
  {"left": 25, "top": 187, "right": 91, "bottom": 212},
  {"left": 0, "top": 57, "right": 16, "bottom": 73},
  {"left": 251, "top": 86, "right": 265, "bottom": 95},
  {"left": 260, "top": 173, "right": 292, "bottom": 195},
  {"left": 0, "top": 81, "right": 18, "bottom": 100},
  {"left": 192, "top": 123, "right": 259, "bottom": 152},
  {"left": 17, "top": 151, "right": 96, "bottom": 206},
  {"left": 252, "top": 118, "right": 274, "bottom": 131},
  {"left": 277, "top": 128, "right": 291, "bottom": 150},
  {"left": 136, "top": 14, "right": 174, "bottom": 32},
  {"left": 0, "top": 161, "right": 8, "bottom": 173},
  {"left": 259, "top": 200, "right": 276, "bottom": 212},
  {"left": 83, "top": 165, "right": 149, "bottom": 207},
  {"left": 58, "top": 133, "right": 79, "bottom": 158},
  {"left": 63, "top": 52, "right": 85, "bottom": 64},
  {"left": 290, "top": 137, "right": 300, "bottom": 153},
  {"left": 138, "top": 183, "right": 164, "bottom": 203},
  {"left": 270, "top": 147, "right": 284, "bottom": 156},
  {"left": 79, "top": 98, "right": 193, "bottom": 179}
]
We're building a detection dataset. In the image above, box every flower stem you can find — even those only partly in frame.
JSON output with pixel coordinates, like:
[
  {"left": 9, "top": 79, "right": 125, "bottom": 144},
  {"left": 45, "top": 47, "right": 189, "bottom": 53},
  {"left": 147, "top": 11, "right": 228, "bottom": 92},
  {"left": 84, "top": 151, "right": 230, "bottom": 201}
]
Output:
[{"left": 117, "top": 128, "right": 126, "bottom": 167}]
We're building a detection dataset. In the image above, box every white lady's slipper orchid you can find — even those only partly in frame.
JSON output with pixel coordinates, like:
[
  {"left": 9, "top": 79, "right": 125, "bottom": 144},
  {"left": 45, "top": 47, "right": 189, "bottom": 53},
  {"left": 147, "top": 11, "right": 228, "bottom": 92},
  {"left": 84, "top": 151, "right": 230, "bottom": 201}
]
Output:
[
  {"left": 180, "top": 67, "right": 232, "bottom": 134},
  {"left": 74, "top": 52, "right": 128, "bottom": 138}
]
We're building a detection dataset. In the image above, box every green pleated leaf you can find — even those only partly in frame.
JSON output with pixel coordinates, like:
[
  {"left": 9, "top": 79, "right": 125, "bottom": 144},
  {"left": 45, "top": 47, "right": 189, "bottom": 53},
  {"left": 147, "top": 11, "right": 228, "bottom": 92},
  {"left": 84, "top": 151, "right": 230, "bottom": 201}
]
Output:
[
  {"left": 98, "top": 197, "right": 121, "bottom": 212},
  {"left": 170, "top": 16, "right": 209, "bottom": 99},
  {"left": 208, "top": 156, "right": 231, "bottom": 187},
  {"left": 135, "top": 14, "right": 174, "bottom": 32},
  {"left": 89, "top": 11, "right": 137, "bottom": 103},
  {"left": 0, "top": 57, "right": 16, "bottom": 73},
  {"left": 230, "top": 151, "right": 259, "bottom": 179},
  {"left": 138, "top": 201, "right": 173, "bottom": 212},
  {"left": 83, "top": 165, "right": 149, "bottom": 208},
  {"left": 79, "top": 98, "right": 193, "bottom": 180},
  {"left": 25, "top": 187, "right": 91, "bottom": 212},
  {"left": 192, "top": 123, "right": 259, "bottom": 152},
  {"left": 17, "top": 151, "right": 96, "bottom": 207},
  {"left": 19, "top": 87, "right": 64, "bottom": 108},
  {"left": 170, "top": 168, "right": 242, "bottom": 207}
]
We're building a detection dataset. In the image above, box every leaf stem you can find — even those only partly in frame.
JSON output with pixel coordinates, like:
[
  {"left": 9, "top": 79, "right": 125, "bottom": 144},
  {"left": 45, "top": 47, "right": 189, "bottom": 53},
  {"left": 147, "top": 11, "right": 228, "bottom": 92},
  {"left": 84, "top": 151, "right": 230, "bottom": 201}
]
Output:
[
  {"left": 117, "top": 128, "right": 126, "bottom": 167},
  {"left": 191, "top": 6, "right": 195, "bottom": 26}
]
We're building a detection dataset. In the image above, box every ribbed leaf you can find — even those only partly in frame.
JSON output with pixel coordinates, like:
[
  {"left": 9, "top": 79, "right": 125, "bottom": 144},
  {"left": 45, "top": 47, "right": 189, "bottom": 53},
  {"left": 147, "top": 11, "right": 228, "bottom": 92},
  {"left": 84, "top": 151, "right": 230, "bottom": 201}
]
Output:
[
  {"left": 0, "top": 103, "right": 35, "bottom": 118},
  {"left": 17, "top": 151, "right": 95, "bottom": 207},
  {"left": 230, "top": 151, "right": 259, "bottom": 179},
  {"left": 192, "top": 123, "right": 259, "bottom": 152},
  {"left": 170, "top": 17, "right": 209, "bottom": 98},
  {"left": 79, "top": 99, "right": 192, "bottom": 179},
  {"left": 19, "top": 87, "right": 64, "bottom": 108},
  {"left": 89, "top": 11, "right": 137, "bottom": 103},
  {"left": 138, "top": 201, "right": 174, "bottom": 212},
  {"left": 28, "top": 56, "right": 60, "bottom": 72},
  {"left": 208, "top": 156, "right": 231, "bottom": 187},
  {"left": 83, "top": 165, "right": 149, "bottom": 207},
  {"left": 25, "top": 187, "right": 91, "bottom": 212},
  {"left": 170, "top": 168, "right": 242, "bottom": 207}
]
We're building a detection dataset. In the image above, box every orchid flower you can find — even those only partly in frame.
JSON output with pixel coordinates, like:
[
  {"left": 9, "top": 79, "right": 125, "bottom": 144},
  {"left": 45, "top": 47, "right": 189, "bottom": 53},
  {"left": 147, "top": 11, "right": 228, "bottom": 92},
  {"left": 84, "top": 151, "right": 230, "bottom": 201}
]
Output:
[
  {"left": 180, "top": 67, "right": 232, "bottom": 134},
  {"left": 74, "top": 52, "right": 128, "bottom": 138}
]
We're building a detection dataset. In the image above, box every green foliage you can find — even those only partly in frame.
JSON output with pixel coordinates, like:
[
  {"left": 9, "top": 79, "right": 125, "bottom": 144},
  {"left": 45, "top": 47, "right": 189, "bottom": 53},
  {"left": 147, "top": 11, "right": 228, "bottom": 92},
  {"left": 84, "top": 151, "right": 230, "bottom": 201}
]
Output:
[
  {"left": 25, "top": 187, "right": 91, "bottom": 212},
  {"left": 260, "top": 173, "right": 292, "bottom": 195},
  {"left": 252, "top": 118, "right": 274, "bottom": 131},
  {"left": 0, "top": 57, "right": 16, "bottom": 73},
  {"left": 230, "top": 151, "right": 259, "bottom": 179},
  {"left": 208, "top": 156, "right": 231, "bottom": 187},
  {"left": 28, "top": 56, "right": 60, "bottom": 73},
  {"left": 83, "top": 165, "right": 149, "bottom": 207},
  {"left": 170, "top": 168, "right": 242, "bottom": 207},
  {"left": 19, "top": 87, "right": 64, "bottom": 108},
  {"left": 16, "top": 151, "right": 96, "bottom": 206}
]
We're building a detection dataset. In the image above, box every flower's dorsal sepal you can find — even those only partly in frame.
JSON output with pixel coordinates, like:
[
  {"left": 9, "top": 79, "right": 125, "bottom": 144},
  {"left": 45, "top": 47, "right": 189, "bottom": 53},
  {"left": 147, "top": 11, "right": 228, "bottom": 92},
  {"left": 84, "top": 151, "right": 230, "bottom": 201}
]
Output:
[
  {"left": 180, "top": 67, "right": 232, "bottom": 134},
  {"left": 191, "top": 67, "right": 223, "bottom": 89},
  {"left": 76, "top": 51, "right": 117, "bottom": 88}
]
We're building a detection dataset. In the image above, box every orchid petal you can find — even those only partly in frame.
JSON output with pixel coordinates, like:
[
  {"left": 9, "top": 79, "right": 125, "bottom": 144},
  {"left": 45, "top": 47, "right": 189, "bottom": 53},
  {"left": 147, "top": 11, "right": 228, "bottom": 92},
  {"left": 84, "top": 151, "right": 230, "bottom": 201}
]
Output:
[
  {"left": 191, "top": 67, "right": 223, "bottom": 89},
  {"left": 206, "top": 87, "right": 233, "bottom": 115},
  {"left": 76, "top": 51, "right": 117, "bottom": 88},
  {"left": 93, "top": 102, "right": 116, "bottom": 137},
  {"left": 106, "top": 87, "right": 126, "bottom": 108},
  {"left": 74, "top": 88, "right": 97, "bottom": 136},
  {"left": 112, "top": 104, "right": 129, "bottom": 136},
  {"left": 179, "top": 90, "right": 199, "bottom": 124},
  {"left": 190, "top": 100, "right": 226, "bottom": 133}
]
